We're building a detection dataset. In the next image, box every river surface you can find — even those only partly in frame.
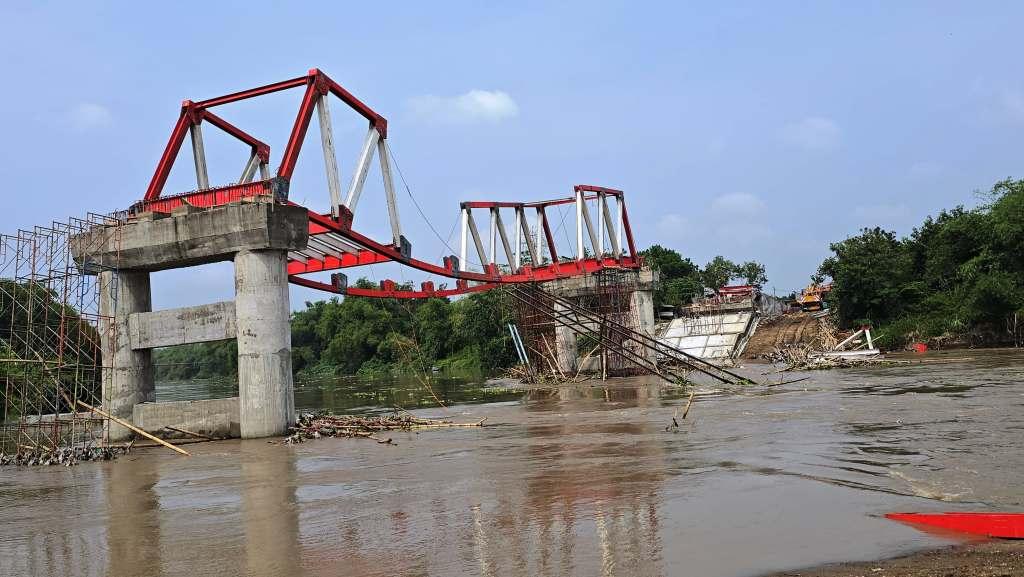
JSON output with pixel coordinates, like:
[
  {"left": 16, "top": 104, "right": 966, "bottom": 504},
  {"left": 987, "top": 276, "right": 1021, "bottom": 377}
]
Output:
[{"left": 1, "top": 348, "right": 1023, "bottom": 577}]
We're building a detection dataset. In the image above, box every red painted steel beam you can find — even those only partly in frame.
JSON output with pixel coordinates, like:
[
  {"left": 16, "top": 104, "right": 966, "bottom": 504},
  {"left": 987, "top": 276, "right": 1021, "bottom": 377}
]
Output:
[
  {"left": 195, "top": 75, "right": 309, "bottom": 109},
  {"left": 134, "top": 181, "right": 274, "bottom": 214},
  {"left": 574, "top": 184, "right": 624, "bottom": 197},
  {"left": 461, "top": 191, "right": 611, "bottom": 210},
  {"left": 287, "top": 250, "right": 391, "bottom": 275},
  {"left": 322, "top": 71, "right": 387, "bottom": 138},
  {"left": 277, "top": 81, "right": 320, "bottom": 180},
  {"left": 288, "top": 255, "right": 641, "bottom": 297},
  {"left": 144, "top": 112, "right": 192, "bottom": 200},
  {"left": 201, "top": 109, "right": 270, "bottom": 162}
]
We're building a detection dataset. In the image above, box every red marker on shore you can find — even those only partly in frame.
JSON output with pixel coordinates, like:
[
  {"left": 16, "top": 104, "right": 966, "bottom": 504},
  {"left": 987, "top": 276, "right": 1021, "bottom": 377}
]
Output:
[{"left": 886, "top": 512, "right": 1024, "bottom": 539}]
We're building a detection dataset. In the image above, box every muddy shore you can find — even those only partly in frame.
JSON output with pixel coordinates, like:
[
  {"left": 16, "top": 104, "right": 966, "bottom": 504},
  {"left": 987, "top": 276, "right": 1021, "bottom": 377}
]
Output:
[{"left": 764, "top": 540, "right": 1024, "bottom": 576}]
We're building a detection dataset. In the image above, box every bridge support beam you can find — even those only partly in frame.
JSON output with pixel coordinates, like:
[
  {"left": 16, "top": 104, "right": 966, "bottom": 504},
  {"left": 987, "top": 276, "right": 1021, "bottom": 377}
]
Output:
[{"left": 235, "top": 249, "right": 295, "bottom": 438}]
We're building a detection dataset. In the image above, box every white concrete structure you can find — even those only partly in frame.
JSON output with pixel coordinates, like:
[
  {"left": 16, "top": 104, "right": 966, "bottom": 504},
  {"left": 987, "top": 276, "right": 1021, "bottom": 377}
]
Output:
[{"left": 658, "top": 311, "right": 759, "bottom": 362}]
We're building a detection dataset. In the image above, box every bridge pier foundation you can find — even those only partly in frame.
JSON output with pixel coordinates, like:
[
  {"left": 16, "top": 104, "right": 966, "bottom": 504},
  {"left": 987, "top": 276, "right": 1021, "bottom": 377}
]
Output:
[
  {"left": 98, "top": 270, "right": 154, "bottom": 442},
  {"left": 235, "top": 249, "right": 294, "bottom": 438}
]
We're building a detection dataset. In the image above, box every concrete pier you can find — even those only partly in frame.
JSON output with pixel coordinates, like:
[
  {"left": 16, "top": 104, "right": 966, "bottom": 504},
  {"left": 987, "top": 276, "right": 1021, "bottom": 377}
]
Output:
[
  {"left": 554, "top": 300, "right": 579, "bottom": 374},
  {"left": 546, "top": 267, "right": 658, "bottom": 375},
  {"left": 72, "top": 199, "right": 307, "bottom": 440},
  {"left": 98, "top": 270, "right": 154, "bottom": 441},
  {"left": 235, "top": 249, "right": 294, "bottom": 438}
]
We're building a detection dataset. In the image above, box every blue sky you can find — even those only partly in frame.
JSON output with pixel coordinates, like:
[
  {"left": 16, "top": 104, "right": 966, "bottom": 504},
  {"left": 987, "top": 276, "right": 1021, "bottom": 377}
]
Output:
[{"left": 2, "top": 1, "right": 1022, "bottom": 308}]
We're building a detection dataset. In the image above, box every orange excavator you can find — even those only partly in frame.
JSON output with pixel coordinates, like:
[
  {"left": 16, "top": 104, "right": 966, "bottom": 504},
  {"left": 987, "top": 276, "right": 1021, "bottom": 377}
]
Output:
[{"left": 798, "top": 282, "right": 832, "bottom": 312}]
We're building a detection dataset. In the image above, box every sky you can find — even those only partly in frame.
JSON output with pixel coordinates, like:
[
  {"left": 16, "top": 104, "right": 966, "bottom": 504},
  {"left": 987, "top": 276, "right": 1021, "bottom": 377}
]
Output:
[{"left": 2, "top": 1, "right": 1023, "bottom": 309}]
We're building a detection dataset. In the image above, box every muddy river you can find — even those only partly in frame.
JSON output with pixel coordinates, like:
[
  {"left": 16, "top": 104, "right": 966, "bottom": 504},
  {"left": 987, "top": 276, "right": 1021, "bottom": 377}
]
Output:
[{"left": 1, "top": 349, "right": 1023, "bottom": 576}]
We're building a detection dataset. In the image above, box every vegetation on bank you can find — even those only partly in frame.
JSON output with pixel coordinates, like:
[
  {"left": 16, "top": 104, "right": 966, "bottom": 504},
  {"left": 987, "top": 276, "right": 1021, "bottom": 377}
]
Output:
[
  {"left": 155, "top": 279, "right": 515, "bottom": 381},
  {"left": 640, "top": 246, "right": 768, "bottom": 309},
  {"left": 818, "top": 178, "right": 1024, "bottom": 349}
]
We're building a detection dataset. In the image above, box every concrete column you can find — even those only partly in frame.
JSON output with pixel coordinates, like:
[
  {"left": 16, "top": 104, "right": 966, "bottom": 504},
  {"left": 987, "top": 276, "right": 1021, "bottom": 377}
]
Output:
[
  {"left": 630, "top": 289, "right": 657, "bottom": 365},
  {"left": 553, "top": 301, "right": 578, "bottom": 374},
  {"left": 235, "top": 249, "right": 294, "bottom": 438},
  {"left": 98, "top": 270, "right": 154, "bottom": 441}
]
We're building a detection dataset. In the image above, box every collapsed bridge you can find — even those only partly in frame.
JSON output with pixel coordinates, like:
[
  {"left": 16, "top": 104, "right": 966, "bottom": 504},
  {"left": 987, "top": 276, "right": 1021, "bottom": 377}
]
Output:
[{"left": 2, "top": 68, "right": 654, "bottom": 448}]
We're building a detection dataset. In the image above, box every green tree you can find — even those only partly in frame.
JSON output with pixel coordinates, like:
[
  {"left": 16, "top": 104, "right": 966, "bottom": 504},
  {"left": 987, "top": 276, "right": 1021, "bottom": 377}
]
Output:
[{"left": 701, "top": 256, "right": 738, "bottom": 290}]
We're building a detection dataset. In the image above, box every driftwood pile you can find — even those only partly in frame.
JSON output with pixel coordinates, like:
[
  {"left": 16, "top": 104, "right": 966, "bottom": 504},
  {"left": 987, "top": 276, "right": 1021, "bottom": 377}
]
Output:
[
  {"left": 0, "top": 444, "right": 132, "bottom": 467},
  {"left": 284, "top": 411, "right": 486, "bottom": 445}
]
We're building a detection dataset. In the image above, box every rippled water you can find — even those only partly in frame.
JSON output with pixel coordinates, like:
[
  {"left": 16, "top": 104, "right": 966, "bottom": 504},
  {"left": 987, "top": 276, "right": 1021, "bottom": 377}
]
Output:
[{"left": 1, "top": 348, "right": 1022, "bottom": 577}]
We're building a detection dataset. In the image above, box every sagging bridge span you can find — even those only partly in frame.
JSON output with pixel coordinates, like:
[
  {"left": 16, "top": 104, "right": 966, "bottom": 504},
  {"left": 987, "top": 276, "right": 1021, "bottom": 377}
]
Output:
[{"left": 133, "top": 68, "right": 642, "bottom": 299}]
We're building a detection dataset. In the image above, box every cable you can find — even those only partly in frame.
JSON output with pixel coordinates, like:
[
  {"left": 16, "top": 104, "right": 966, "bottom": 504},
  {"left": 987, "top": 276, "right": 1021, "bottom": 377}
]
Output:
[
  {"left": 387, "top": 144, "right": 486, "bottom": 271},
  {"left": 387, "top": 145, "right": 460, "bottom": 256}
]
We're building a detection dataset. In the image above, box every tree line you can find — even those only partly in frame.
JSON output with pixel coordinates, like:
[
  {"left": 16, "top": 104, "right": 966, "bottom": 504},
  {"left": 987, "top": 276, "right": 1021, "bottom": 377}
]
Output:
[
  {"left": 817, "top": 178, "right": 1024, "bottom": 348},
  {"left": 155, "top": 279, "right": 515, "bottom": 381},
  {"left": 639, "top": 247, "right": 768, "bottom": 310}
]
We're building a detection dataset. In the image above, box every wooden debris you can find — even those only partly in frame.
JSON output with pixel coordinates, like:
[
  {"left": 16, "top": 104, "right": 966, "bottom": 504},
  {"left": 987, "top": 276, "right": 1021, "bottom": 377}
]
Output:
[
  {"left": 761, "top": 344, "right": 889, "bottom": 371},
  {"left": 284, "top": 411, "right": 486, "bottom": 445}
]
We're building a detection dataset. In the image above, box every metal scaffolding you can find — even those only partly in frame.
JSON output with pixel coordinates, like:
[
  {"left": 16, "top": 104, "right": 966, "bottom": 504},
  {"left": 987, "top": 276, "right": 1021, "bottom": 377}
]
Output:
[{"left": 0, "top": 213, "right": 123, "bottom": 455}]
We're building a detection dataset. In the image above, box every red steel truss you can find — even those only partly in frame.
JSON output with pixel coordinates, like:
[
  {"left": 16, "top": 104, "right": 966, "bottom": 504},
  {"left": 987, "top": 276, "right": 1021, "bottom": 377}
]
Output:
[{"left": 132, "top": 69, "right": 642, "bottom": 298}]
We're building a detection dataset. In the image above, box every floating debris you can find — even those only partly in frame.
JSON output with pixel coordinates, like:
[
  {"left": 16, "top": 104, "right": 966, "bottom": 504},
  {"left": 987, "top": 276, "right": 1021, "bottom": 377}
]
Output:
[
  {"left": 0, "top": 444, "right": 132, "bottom": 467},
  {"left": 762, "top": 344, "right": 895, "bottom": 371},
  {"left": 284, "top": 411, "right": 486, "bottom": 445}
]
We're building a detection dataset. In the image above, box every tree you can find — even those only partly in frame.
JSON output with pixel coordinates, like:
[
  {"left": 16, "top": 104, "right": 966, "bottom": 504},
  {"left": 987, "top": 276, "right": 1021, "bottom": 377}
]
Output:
[
  {"left": 734, "top": 261, "right": 768, "bottom": 287},
  {"left": 818, "top": 227, "right": 912, "bottom": 327},
  {"left": 701, "top": 256, "right": 737, "bottom": 290},
  {"left": 641, "top": 245, "right": 703, "bottom": 308}
]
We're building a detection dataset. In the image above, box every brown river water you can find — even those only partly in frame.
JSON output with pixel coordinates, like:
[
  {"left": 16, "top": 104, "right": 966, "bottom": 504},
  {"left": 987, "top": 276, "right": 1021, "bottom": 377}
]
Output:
[{"left": 1, "top": 348, "right": 1023, "bottom": 577}]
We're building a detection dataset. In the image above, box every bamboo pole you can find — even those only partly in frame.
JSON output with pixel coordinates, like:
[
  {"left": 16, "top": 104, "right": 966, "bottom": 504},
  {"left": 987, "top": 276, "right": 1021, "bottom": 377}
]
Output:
[
  {"left": 680, "top": 391, "right": 695, "bottom": 420},
  {"left": 76, "top": 400, "right": 190, "bottom": 456}
]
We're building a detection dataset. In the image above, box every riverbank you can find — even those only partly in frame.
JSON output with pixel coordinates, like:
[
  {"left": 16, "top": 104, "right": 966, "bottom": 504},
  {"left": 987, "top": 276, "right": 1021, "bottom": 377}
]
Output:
[{"left": 763, "top": 540, "right": 1024, "bottom": 576}]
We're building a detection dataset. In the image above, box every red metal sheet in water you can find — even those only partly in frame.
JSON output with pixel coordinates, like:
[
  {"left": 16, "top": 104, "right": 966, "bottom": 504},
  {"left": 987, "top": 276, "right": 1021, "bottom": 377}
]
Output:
[{"left": 886, "top": 512, "right": 1024, "bottom": 539}]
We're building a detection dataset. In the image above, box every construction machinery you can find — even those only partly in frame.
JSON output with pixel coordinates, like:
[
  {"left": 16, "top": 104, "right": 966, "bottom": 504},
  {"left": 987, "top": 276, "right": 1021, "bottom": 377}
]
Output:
[{"left": 798, "top": 282, "right": 831, "bottom": 312}]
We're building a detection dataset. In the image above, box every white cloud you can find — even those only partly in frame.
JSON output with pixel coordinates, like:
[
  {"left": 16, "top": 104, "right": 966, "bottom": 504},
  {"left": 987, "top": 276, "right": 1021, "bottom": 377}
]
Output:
[
  {"left": 710, "top": 192, "right": 766, "bottom": 216},
  {"left": 407, "top": 90, "right": 519, "bottom": 124},
  {"left": 68, "top": 102, "right": 112, "bottom": 131},
  {"left": 780, "top": 116, "right": 840, "bottom": 151}
]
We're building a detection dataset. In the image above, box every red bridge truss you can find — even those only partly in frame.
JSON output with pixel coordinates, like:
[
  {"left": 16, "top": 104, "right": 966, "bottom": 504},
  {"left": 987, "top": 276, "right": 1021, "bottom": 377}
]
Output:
[{"left": 131, "top": 69, "right": 642, "bottom": 298}]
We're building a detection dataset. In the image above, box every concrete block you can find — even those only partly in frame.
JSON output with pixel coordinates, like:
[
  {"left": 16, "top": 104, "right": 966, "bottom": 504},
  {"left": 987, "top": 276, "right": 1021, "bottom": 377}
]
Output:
[
  {"left": 128, "top": 301, "right": 236, "bottom": 350},
  {"left": 132, "top": 398, "right": 240, "bottom": 439}
]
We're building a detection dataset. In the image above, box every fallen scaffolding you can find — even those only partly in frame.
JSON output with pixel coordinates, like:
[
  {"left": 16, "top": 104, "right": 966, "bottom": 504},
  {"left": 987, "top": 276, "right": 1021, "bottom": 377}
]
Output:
[
  {"left": 0, "top": 214, "right": 124, "bottom": 459},
  {"left": 507, "top": 282, "right": 752, "bottom": 385}
]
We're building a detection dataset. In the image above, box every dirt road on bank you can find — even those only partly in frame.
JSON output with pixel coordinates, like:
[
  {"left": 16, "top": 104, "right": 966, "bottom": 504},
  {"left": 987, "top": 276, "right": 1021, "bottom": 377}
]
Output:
[{"left": 742, "top": 312, "right": 820, "bottom": 358}]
